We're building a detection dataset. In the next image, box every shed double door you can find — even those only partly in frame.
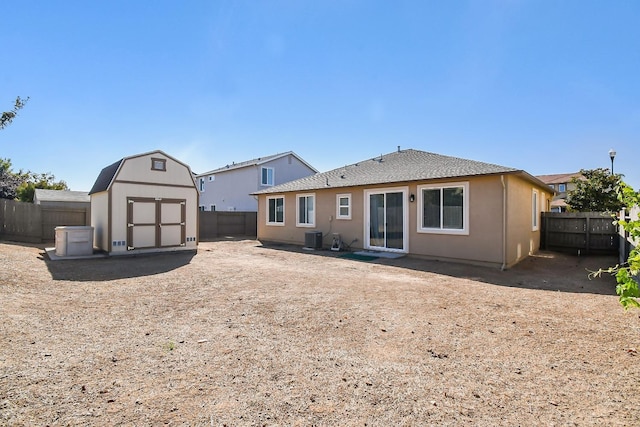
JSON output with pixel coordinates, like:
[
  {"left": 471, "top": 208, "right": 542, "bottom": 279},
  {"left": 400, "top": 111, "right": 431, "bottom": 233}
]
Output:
[{"left": 127, "top": 197, "right": 186, "bottom": 250}]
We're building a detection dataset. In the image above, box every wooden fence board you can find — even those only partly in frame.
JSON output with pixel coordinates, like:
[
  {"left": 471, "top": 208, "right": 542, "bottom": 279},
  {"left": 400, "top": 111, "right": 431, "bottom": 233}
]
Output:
[
  {"left": 198, "top": 211, "right": 257, "bottom": 240},
  {"left": 1, "top": 200, "right": 256, "bottom": 243},
  {"left": 542, "top": 212, "right": 618, "bottom": 255}
]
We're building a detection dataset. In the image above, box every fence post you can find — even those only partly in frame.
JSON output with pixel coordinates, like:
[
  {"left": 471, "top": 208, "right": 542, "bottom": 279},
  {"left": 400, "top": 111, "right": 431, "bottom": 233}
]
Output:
[{"left": 585, "top": 215, "right": 590, "bottom": 255}]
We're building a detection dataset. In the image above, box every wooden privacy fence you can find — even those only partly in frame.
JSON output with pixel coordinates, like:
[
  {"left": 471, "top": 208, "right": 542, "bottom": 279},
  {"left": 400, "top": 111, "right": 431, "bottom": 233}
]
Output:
[
  {"left": 0, "top": 199, "right": 90, "bottom": 243},
  {"left": 1, "top": 199, "right": 258, "bottom": 243},
  {"left": 541, "top": 212, "right": 618, "bottom": 255},
  {"left": 199, "top": 211, "right": 257, "bottom": 240}
]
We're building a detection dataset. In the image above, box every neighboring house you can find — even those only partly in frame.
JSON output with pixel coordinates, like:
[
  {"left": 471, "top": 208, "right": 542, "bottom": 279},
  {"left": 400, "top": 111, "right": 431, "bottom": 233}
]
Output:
[
  {"left": 34, "top": 189, "right": 90, "bottom": 209},
  {"left": 195, "top": 151, "right": 317, "bottom": 212},
  {"left": 34, "top": 189, "right": 92, "bottom": 240},
  {"left": 89, "top": 150, "right": 199, "bottom": 256},
  {"left": 253, "top": 148, "right": 553, "bottom": 269},
  {"left": 536, "top": 173, "right": 582, "bottom": 212}
]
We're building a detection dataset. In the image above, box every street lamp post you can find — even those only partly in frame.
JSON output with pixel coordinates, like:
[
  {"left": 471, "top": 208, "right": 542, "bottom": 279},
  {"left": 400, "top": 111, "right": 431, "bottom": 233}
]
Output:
[{"left": 609, "top": 149, "right": 616, "bottom": 175}]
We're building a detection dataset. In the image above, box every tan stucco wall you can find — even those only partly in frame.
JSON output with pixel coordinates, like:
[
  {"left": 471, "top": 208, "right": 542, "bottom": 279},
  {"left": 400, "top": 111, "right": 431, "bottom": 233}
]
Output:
[
  {"left": 503, "top": 174, "right": 552, "bottom": 267},
  {"left": 407, "top": 175, "right": 505, "bottom": 264},
  {"left": 257, "top": 173, "right": 553, "bottom": 267}
]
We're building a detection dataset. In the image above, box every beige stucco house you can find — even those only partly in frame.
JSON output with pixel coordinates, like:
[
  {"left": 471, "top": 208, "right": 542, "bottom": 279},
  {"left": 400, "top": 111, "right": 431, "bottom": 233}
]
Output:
[
  {"left": 253, "top": 148, "right": 553, "bottom": 269},
  {"left": 89, "top": 150, "right": 199, "bottom": 256}
]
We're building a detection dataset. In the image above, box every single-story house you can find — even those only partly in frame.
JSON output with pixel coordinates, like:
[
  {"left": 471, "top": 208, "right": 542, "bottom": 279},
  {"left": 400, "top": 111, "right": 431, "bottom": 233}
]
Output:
[
  {"left": 253, "top": 148, "right": 554, "bottom": 268},
  {"left": 89, "top": 150, "right": 199, "bottom": 255}
]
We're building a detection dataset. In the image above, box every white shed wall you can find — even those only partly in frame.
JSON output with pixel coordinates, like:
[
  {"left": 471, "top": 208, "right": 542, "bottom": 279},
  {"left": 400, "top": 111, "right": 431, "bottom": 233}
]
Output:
[{"left": 90, "top": 192, "right": 109, "bottom": 251}]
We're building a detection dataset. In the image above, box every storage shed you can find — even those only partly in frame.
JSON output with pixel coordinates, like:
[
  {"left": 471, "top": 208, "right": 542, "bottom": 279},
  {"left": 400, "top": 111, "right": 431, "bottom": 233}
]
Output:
[{"left": 89, "top": 150, "right": 199, "bottom": 255}]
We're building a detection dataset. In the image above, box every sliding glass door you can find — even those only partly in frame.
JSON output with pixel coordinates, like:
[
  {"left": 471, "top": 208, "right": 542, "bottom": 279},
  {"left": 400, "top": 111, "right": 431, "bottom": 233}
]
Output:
[{"left": 366, "top": 188, "right": 407, "bottom": 251}]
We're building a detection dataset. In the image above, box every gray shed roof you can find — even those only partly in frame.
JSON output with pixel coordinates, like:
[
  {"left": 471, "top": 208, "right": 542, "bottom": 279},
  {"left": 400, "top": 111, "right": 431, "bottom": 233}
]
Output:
[
  {"left": 253, "top": 149, "right": 539, "bottom": 194},
  {"left": 88, "top": 159, "right": 122, "bottom": 195}
]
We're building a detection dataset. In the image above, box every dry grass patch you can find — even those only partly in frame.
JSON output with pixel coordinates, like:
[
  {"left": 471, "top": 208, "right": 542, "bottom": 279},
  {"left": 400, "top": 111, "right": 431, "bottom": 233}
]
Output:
[{"left": 1, "top": 239, "right": 639, "bottom": 426}]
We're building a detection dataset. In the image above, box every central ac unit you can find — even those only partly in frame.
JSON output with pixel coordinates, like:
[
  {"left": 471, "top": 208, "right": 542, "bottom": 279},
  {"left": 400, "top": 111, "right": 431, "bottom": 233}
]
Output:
[{"left": 304, "top": 231, "right": 323, "bottom": 249}]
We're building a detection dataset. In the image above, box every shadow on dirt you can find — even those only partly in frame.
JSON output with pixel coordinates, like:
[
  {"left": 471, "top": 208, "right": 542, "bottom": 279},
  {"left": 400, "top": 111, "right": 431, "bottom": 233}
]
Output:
[
  {"left": 42, "top": 250, "right": 196, "bottom": 282},
  {"left": 259, "top": 243, "right": 619, "bottom": 296}
]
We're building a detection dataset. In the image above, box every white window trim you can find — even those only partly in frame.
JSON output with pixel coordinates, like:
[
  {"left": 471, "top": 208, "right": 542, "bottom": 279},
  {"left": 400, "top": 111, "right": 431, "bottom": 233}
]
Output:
[
  {"left": 558, "top": 183, "right": 566, "bottom": 192},
  {"left": 261, "top": 167, "right": 275, "bottom": 186},
  {"left": 296, "top": 193, "right": 316, "bottom": 227},
  {"left": 417, "top": 182, "right": 469, "bottom": 235},
  {"left": 532, "top": 189, "right": 539, "bottom": 231},
  {"left": 199, "top": 178, "right": 205, "bottom": 192},
  {"left": 266, "top": 195, "right": 285, "bottom": 226},
  {"left": 336, "top": 193, "right": 352, "bottom": 220}
]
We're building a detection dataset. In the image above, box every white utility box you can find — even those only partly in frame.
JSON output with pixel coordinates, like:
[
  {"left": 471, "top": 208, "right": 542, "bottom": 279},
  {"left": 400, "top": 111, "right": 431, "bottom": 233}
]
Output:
[{"left": 55, "top": 226, "right": 94, "bottom": 257}]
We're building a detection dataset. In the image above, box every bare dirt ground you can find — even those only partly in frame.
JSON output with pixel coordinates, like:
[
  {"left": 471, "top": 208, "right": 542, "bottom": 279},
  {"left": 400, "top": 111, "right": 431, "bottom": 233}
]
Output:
[{"left": 1, "top": 238, "right": 639, "bottom": 426}]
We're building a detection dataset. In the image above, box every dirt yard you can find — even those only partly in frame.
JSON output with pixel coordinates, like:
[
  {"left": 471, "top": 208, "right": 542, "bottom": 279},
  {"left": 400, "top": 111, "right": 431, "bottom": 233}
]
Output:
[{"left": 1, "top": 239, "right": 639, "bottom": 426}]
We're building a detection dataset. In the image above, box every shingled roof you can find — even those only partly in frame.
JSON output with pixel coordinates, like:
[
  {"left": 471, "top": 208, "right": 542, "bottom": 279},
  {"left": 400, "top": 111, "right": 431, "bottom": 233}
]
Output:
[
  {"left": 34, "top": 189, "right": 90, "bottom": 203},
  {"left": 253, "top": 149, "right": 533, "bottom": 194},
  {"left": 195, "top": 151, "right": 318, "bottom": 177},
  {"left": 88, "top": 159, "right": 122, "bottom": 195}
]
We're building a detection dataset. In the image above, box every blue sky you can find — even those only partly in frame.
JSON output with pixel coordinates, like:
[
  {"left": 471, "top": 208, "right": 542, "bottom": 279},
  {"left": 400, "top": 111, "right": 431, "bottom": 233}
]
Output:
[{"left": 2, "top": 1, "right": 639, "bottom": 191}]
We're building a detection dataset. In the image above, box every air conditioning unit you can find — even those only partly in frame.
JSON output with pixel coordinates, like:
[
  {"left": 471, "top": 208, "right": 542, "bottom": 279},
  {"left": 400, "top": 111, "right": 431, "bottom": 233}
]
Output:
[{"left": 304, "top": 231, "right": 323, "bottom": 250}]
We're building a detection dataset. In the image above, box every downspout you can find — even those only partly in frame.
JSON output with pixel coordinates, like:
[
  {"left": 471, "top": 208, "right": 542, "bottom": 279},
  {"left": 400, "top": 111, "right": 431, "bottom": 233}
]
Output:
[{"left": 501, "top": 175, "right": 507, "bottom": 271}]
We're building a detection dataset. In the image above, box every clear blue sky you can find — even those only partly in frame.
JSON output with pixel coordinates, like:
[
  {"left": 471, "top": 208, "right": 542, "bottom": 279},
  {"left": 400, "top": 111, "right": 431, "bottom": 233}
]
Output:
[{"left": 2, "top": 1, "right": 639, "bottom": 191}]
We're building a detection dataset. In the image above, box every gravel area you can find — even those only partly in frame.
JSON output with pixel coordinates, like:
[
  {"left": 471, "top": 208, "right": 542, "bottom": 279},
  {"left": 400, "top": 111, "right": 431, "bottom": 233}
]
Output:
[{"left": 1, "top": 238, "right": 639, "bottom": 426}]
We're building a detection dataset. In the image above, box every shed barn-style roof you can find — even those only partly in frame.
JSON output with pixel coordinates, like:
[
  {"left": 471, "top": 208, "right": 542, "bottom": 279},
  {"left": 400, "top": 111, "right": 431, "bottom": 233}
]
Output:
[
  {"left": 88, "top": 159, "right": 122, "bottom": 195},
  {"left": 88, "top": 150, "right": 193, "bottom": 195},
  {"left": 253, "top": 148, "right": 546, "bottom": 194}
]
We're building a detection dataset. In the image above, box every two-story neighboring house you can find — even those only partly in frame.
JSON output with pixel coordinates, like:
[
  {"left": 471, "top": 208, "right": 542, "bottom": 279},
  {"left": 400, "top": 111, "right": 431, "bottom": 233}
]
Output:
[
  {"left": 195, "top": 151, "right": 318, "bottom": 212},
  {"left": 536, "top": 172, "right": 582, "bottom": 212}
]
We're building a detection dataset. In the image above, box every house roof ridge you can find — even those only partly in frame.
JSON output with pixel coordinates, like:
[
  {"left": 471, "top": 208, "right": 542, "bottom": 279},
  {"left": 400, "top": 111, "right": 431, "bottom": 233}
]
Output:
[
  {"left": 196, "top": 151, "right": 318, "bottom": 176},
  {"left": 252, "top": 148, "right": 544, "bottom": 195}
]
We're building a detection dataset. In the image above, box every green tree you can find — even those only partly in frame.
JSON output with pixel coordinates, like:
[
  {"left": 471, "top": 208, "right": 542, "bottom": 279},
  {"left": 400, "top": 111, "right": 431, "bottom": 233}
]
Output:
[
  {"left": 16, "top": 172, "right": 68, "bottom": 203},
  {"left": 0, "top": 158, "right": 68, "bottom": 202},
  {"left": 591, "top": 182, "right": 640, "bottom": 309},
  {"left": 0, "top": 158, "right": 28, "bottom": 200},
  {"left": 566, "top": 168, "right": 623, "bottom": 212},
  {"left": 0, "top": 96, "right": 29, "bottom": 130}
]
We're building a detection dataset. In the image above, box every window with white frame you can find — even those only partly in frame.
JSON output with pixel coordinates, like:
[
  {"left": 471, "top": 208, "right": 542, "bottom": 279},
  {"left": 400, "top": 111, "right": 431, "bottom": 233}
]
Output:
[
  {"left": 199, "top": 178, "right": 205, "bottom": 192},
  {"left": 336, "top": 194, "right": 351, "bottom": 219},
  {"left": 532, "top": 189, "right": 539, "bottom": 231},
  {"left": 418, "top": 182, "right": 469, "bottom": 234},
  {"left": 267, "top": 196, "right": 284, "bottom": 225},
  {"left": 261, "top": 167, "right": 274, "bottom": 186},
  {"left": 558, "top": 183, "right": 566, "bottom": 192},
  {"left": 296, "top": 194, "right": 315, "bottom": 227}
]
